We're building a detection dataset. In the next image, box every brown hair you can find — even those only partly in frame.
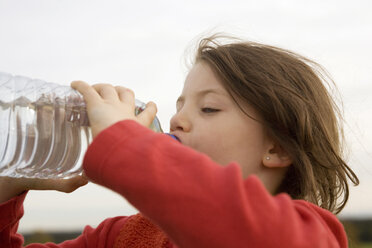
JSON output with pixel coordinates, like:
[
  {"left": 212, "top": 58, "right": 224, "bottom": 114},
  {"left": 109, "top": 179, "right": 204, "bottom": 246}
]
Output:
[{"left": 193, "top": 34, "right": 359, "bottom": 214}]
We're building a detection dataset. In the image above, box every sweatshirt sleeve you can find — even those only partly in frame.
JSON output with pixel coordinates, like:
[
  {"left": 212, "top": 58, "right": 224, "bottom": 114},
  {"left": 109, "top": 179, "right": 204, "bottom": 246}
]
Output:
[
  {"left": 0, "top": 191, "right": 128, "bottom": 248},
  {"left": 83, "top": 120, "right": 348, "bottom": 248}
]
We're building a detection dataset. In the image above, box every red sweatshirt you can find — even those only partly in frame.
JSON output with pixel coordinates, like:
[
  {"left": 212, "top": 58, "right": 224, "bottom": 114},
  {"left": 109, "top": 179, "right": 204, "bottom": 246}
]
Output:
[{"left": 0, "top": 120, "right": 348, "bottom": 248}]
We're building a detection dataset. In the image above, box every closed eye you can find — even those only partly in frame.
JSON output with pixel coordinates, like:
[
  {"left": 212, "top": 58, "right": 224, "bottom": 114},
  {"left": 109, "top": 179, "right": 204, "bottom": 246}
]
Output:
[{"left": 201, "top": 108, "right": 220, "bottom": 113}]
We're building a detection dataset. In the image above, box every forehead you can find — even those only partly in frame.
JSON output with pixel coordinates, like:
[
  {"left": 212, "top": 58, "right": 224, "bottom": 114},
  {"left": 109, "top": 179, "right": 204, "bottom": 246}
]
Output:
[{"left": 182, "top": 62, "right": 227, "bottom": 94}]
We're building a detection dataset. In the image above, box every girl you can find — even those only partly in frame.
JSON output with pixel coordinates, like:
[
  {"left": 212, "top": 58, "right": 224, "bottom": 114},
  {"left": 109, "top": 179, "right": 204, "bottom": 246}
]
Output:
[{"left": 0, "top": 35, "right": 359, "bottom": 247}]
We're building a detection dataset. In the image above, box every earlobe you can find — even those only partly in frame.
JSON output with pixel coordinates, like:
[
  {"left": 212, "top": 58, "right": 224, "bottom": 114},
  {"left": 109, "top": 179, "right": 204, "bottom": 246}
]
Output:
[
  {"left": 263, "top": 155, "right": 292, "bottom": 168},
  {"left": 262, "top": 146, "right": 292, "bottom": 168}
]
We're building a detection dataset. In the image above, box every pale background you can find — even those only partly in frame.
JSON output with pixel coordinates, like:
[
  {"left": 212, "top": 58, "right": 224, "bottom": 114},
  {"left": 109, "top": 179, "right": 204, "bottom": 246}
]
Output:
[{"left": 0, "top": 0, "right": 371, "bottom": 233}]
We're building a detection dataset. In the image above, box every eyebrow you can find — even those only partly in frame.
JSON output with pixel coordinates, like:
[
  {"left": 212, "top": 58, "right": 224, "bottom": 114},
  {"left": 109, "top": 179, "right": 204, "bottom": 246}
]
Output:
[{"left": 176, "top": 88, "right": 227, "bottom": 104}]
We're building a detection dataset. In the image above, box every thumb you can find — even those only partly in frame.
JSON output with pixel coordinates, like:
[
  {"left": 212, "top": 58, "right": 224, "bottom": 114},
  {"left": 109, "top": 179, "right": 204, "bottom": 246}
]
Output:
[{"left": 137, "top": 101, "right": 157, "bottom": 128}]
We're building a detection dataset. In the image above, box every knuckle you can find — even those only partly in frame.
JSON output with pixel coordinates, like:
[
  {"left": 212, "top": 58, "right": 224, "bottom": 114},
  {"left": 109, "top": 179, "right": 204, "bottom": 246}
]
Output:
[{"left": 93, "top": 83, "right": 113, "bottom": 89}]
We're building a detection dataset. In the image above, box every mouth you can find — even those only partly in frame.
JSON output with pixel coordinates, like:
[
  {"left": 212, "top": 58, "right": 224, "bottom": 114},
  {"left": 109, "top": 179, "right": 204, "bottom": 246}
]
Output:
[{"left": 166, "top": 133, "right": 181, "bottom": 143}]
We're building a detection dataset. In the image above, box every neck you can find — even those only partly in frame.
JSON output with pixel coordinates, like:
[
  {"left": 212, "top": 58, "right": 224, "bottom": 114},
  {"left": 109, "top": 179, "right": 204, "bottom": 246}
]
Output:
[{"left": 257, "top": 166, "right": 289, "bottom": 195}]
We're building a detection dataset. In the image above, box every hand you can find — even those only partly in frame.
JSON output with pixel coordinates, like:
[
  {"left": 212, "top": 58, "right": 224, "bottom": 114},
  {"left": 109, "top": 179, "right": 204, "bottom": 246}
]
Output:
[
  {"left": 71, "top": 81, "right": 157, "bottom": 140},
  {"left": 0, "top": 175, "right": 88, "bottom": 204}
]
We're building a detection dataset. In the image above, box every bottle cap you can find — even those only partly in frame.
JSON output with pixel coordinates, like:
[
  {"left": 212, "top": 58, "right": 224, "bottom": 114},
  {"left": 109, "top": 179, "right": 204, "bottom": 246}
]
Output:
[{"left": 165, "top": 133, "right": 180, "bottom": 142}]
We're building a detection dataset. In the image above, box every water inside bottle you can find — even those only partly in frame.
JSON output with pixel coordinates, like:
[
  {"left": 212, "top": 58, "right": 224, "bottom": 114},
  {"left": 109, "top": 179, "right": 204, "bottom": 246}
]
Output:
[
  {"left": 0, "top": 85, "right": 163, "bottom": 179},
  {"left": 0, "top": 95, "right": 91, "bottom": 179}
]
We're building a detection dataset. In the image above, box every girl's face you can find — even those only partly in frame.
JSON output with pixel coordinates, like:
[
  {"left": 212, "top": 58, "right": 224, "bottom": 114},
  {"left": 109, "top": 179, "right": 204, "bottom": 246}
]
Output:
[{"left": 170, "top": 62, "right": 272, "bottom": 178}]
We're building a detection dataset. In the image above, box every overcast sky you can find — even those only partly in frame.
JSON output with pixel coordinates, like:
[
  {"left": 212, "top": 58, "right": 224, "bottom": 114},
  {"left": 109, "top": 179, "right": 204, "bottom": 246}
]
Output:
[{"left": 0, "top": 0, "right": 371, "bottom": 232}]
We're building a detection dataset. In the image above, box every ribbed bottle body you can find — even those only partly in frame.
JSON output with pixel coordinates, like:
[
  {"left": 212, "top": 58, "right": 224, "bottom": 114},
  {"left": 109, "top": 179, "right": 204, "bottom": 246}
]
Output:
[{"left": 0, "top": 72, "right": 162, "bottom": 178}]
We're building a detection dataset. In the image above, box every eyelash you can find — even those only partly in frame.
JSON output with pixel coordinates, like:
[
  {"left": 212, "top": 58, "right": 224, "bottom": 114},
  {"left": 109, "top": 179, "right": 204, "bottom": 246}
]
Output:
[{"left": 201, "top": 108, "right": 220, "bottom": 113}]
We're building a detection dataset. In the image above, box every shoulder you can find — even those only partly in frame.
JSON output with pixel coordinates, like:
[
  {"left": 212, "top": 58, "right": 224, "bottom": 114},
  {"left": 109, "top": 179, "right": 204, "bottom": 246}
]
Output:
[
  {"left": 293, "top": 199, "right": 347, "bottom": 244},
  {"left": 243, "top": 175, "right": 348, "bottom": 247}
]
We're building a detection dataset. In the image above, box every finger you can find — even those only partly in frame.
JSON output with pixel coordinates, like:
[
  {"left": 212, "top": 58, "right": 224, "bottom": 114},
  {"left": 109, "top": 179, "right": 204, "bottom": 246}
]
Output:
[
  {"left": 115, "top": 86, "right": 135, "bottom": 106},
  {"left": 137, "top": 101, "right": 157, "bottom": 127},
  {"left": 56, "top": 176, "right": 89, "bottom": 193},
  {"left": 29, "top": 176, "right": 88, "bottom": 193},
  {"left": 71, "top": 81, "right": 101, "bottom": 104},
  {"left": 92, "top": 84, "right": 119, "bottom": 101},
  {"left": 81, "top": 171, "right": 89, "bottom": 181}
]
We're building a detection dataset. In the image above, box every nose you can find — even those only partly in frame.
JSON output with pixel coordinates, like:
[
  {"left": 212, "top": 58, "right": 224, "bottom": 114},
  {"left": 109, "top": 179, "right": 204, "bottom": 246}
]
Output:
[{"left": 170, "top": 110, "right": 191, "bottom": 132}]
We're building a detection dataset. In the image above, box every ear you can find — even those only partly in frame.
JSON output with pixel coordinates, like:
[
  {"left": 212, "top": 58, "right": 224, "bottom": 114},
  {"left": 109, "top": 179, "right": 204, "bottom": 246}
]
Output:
[{"left": 262, "top": 143, "right": 292, "bottom": 168}]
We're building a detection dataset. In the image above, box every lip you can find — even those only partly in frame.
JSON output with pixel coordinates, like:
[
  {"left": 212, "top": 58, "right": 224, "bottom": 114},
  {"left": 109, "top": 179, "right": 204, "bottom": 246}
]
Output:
[
  {"left": 167, "top": 133, "right": 182, "bottom": 143},
  {"left": 168, "top": 132, "right": 182, "bottom": 143}
]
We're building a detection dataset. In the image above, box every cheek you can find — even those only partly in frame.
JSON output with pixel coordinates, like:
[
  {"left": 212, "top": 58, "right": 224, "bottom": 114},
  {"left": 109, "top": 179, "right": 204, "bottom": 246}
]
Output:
[
  {"left": 191, "top": 132, "right": 235, "bottom": 165},
  {"left": 189, "top": 131, "right": 223, "bottom": 157},
  {"left": 200, "top": 127, "right": 266, "bottom": 168},
  {"left": 187, "top": 117, "right": 267, "bottom": 169}
]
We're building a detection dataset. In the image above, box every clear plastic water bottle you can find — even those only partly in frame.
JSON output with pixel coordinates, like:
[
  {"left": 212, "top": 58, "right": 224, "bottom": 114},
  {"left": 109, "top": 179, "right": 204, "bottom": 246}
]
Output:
[{"left": 0, "top": 72, "right": 163, "bottom": 179}]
